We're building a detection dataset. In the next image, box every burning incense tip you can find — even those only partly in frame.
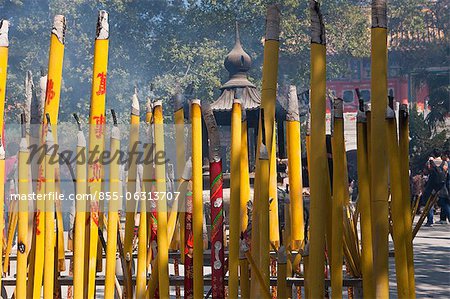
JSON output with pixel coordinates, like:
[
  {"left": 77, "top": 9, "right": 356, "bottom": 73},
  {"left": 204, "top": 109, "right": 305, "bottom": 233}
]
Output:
[
  {"left": 310, "top": 0, "right": 326, "bottom": 45},
  {"left": 0, "top": 20, "right": 9, "bottom": 47},
  {"left": 386, "top": 104, "right": 395, "bottom": 119},
  {"left": 52, "top": 15, "right": 67, "bottom": 44},
  {"left": 0, "top": 141, "right": 5, "bottom": 159},
  {"left": 96, "top": 10, "right": 109, "bottom": 40},
  {"left": 73, "top": 113, "right": 86, "bottom": 146},
  {"left": 357, "top": 100, "right": 367, "bottom": 123},
  {"left": 131, "top": 92, "right": 140, "bottom": 116},
  {"left": 333, "top": 98, "right": 344, "bottom": 119},
  {"left": 153, "top": 99, "right": 162, "bottom": 108},
  {"left": 181, "top": 157, "right": 193, "bottom": 181},
  {"left": 287, "top": 85, "right": 300, "bottom": 121},
  {"left": 202, "top": 101, "right": 221, "bottom": 162},
  {"left": 364, "top": 102, "right": 372, "bottom": 113},
  {"left": 111, "top": 109, "right": 118, "bottom": 126},
  {"left": 146, "top": 98, "right": 153, "bottom": 114},
  {"left": 265, "top": 4, "right": 280, "bottom": 41},
  {"left": 77, "top": 129, "right": 86, "bottom": 147},
  {"left": 372, "top": 0, "right": 387, "bottom": 29}
]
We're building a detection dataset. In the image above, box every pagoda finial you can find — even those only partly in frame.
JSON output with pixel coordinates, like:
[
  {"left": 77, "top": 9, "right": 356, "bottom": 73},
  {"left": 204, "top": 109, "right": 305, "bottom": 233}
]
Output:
[
  {"left": 235, "top": 21, "right": 241, "bottom": 45},
  {"left": 223, "top": 22, "right": 253, "bottom": 88}
]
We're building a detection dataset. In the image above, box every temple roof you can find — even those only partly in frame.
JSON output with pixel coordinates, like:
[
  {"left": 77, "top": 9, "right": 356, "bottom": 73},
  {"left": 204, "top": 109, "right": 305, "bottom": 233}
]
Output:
[
  {"left": 212, "top": 22, "right": 260, "bottom": 111},
  {"left": 211, "top": 87, "right": 261, "bottom": 111}
]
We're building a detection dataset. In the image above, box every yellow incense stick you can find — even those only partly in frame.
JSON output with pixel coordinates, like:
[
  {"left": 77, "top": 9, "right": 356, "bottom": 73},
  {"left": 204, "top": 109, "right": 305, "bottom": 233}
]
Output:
[
  {"left": 17, "top": 122, "right": 29, "bottom": 299},
  {"left": 191, "top": 99, "right": 204, "bottom": 297},
  {"left": 258, "top": 133, "right": 271, "bottom": 293},
  {"left": 0, "top": 19, "right": 9, "bottom": 294},
  {"left": 269, "top": 128, "right": 279, "bottom": 247},
  {"left": 386, "top": 106, "right": 409, "bottom": 297},
  {"left": 43, "top": 118, "right": 56, "bottom": 299},
  {"left": 174, "top": 91, "right": 186, "bottom": 262},
  {"left": 399, "top": 103, "right": 416, "bottom": 298},
  {"left": 239, "top": 239, "right": 250, "bottom": 299},
  {"left": 277, "top": 246, "right": 288, "bottom": 299},
  {"left": 123, "top": 89, "right": 140, "bottom": 297},
  {"left": 308, "top": 2, "right": 328, "bottom": 297},
  {"left": 154, "top": 101, "right": 170, "bottom": 297},
  {"left": 331, "top": 98, "right": 345, "bottom": 298},
  {"left": 40, "top": 15, "right": 66, "bottom": 298},
  {"left": 251, "top": 5, "right": 280, "bottom": 297},
  {"left": 240, "top": 111, "right": 250, "bottom": 233},
  {"left": 73, "top": 115, "right": 87, "bottom": 299},
  {"left": 105, "top": 111, "right": 122, "bottom": 298},
  {"left": 356, "top": 102, "right": 375, "bottom": 298},
  {"left": 370, "top": 2, "right": 390, "bottom": 296},
  {"left": 286, "top": 85, "right": 304, "bottom": 249},
  {"left": 86, "top": 11, "right": 109, "bottom": 297},
  {"left": 229, "top": 99, "right": 242, "bottom": 297}
]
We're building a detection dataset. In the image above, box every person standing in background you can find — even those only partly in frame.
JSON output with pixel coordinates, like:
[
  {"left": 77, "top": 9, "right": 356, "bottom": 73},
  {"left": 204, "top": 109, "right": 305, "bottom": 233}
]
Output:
[{"left": 436, "top": 154, "right": 449, "bottom": 224}]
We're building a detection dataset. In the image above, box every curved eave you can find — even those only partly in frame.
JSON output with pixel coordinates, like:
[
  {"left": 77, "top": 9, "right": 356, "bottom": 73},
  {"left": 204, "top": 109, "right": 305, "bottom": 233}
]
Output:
[{"left": 211, "top": 86, "right": 261, "bottom": 111}]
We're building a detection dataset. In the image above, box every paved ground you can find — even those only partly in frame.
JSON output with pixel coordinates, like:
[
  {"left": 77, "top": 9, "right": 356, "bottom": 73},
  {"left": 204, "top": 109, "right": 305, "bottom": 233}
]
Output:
[
  {"left": 3, "top": 214, "right": 449, "bottom": 298},
  {"left": 389, "top": 214, "right": 450, "bottom": 298}
]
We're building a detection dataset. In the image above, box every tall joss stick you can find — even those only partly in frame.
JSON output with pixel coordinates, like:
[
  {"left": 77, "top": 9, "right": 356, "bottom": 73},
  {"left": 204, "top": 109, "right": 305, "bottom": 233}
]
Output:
[
  {"left": 137, "top": 139, "right": 148, "bottom": 298},
  {"left": 28, "top": 72, "right": 42, "bottom": 285},
  {"left": 399, "top": 103, "right": 416, "bottom": 297},
  {"left": 239, "top": 239, "right": 250, "bottom": 299},
  {"left": 146, "top": 159, "right": 193, "bottom": 299},
  {"left": 250, "top": 122, "right": 263, "bottom": 296},
  {"left": 202, "top": 102, "right": 224, "bottom": 298},
  {"left": 229, "top": 97, "right": 242, "bottom": 298},
  {"left": 174, "top": 91, "right": 187, "bottom": 265},
  {"left": 331, "top": 98, "right": 345, "bottom": 298},
  {"left": 251, "top": 5, "right": 281, "bottom": 296},
  {"left": 269, "top": 129, "right": 279, "bottom": 247},
  {"left": 240, "top": 108, "right": 250, "bottom": 296},
  {"left": 260, "top": 4, "right": 281, "bottom": 250},
  {"left": 37, "top": 15, "right": 66, "bottom": 298},
  {"left": 370, "top": 1, "right": 390, "bottom": 296},
  {"left": 17, "top": 115, "right": 29, "bottom": 299},
  {"left": 72, "top": 114, "right": 87, "bottom": 299},
  {"left": 191, "top": 99, "right": 203, "bottom": 297},
  {"left": 144, "top": 97, "right": 154, "bottom": 267},
  {"left": 308, "top": 1, "right": 328, "bottom": 297},
  {"left": 0, "top": 19, "right": 9, "bottom": 293},
  {"left": 258, "top": 109, "right": 271, "bottom": 292},
  {"left": 355, "top": 95, "right": 375, "bottom": 298},
  {"left": 305, "top": 111, "right": 311, "bottom": 179},
  {"left": 123, "top": 89, "right": 140, "bottom": 298},
  {"left": 240, "top": 110, "right": 250, "bottom": 232},
  {"left": 136, "top": 122, "right": 148, "bottom": 299},
  {"left": 276, "top": 246, "right": 287, "bottom": 299},
  {"left": 43, "top": 115, "right": 56, "bottom": 299},
  {"left": 104, "top": 110, "right": 121, "bottom": 298},
  {"left": 146, "top": 97, "right": 153, "bottom": 123},
  {"left": 86, "top": 11, "right": 109, "bottom": 297},
  {"left": 136, "top": 105, "right": 153, "bottom": 298},
  {"left": 259, "top": 4, "right": 280, "bottom": 155},
  {"left": 4, "top": 181, "right": 17, "bottom": 273},
  {"left": 386, "top": 97, "right": 409, "bottom": 297},
  {"left": 184, "top": 182, "right": 194, "bottom": 298},
  {"left": 154, "top": 100, "right": 169, "bottom": 297},
  {"left": 286, "top": 85, "right": 304, "bottom": 249}
]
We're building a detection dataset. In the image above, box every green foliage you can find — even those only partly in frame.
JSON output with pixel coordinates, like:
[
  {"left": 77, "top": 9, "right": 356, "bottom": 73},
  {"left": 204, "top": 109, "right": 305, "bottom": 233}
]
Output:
[
  {"left": 424, "top": 72, "right": 449, "bottom": 130},
  {"left": 409, "top": 105, "right": 449, "bottom": 174},
  {"left": 0, "top": 0, "right": 447, "bottom": 124}
]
